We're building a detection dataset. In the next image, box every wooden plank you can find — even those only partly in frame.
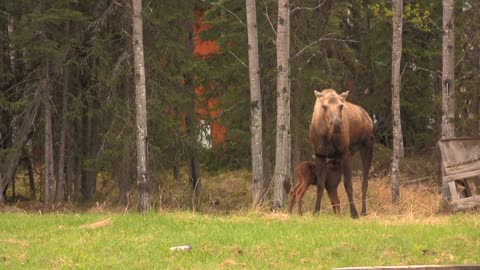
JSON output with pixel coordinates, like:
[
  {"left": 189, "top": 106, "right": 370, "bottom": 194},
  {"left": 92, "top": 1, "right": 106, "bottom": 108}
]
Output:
[
  {"left": 438, "top": 138, "right": 480, "bottom": 171},
  {"left": 452, "top": 195, "right": 480, "bottom": 212},
  {"left": 445, "top": 162, "right": 480, "bottom": 175},
  {"left": 403, "top": 176, "right": 432, "bottom": 185},
  {"left": 448, "top": 181, "right": 460, "bottom": 201},
  {"left": 451, "top": 194, "right": 480, "bottom": 203},
  {"left": 443, "top": 169, "right": 480, "bottom": 182}
]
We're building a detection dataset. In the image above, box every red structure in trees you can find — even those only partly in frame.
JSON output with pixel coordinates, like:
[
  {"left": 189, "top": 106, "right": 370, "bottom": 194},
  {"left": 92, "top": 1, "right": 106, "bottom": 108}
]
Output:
[{"left": 192, "top": 9, "right": 226, "bottom": 148}]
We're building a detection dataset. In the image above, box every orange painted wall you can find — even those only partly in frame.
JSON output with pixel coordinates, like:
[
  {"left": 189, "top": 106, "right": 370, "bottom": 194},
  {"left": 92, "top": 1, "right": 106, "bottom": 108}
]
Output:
[{"left": 193, "top": 9, "right": 225, "bottom": 147}]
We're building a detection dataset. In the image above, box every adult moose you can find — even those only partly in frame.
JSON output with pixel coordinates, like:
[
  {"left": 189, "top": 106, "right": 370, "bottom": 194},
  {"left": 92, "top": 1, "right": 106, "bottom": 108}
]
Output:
[{"left": 309, "top": 89, "right": 374, "bottom": 218}]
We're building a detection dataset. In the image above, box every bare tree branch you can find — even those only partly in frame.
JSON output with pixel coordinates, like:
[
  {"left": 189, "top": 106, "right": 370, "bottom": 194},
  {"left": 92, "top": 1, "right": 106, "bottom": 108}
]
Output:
[
  {"left": 262, "top": 0, "right": 276, "bottom": 35},
  {"left": 228, "top": 49, "right": 248, "bottom": 69},
  {"left": 290, "top": 1, "right": 326, "bottom": 14},
  {"left": 291, "top": 35, "right": 359, "bottom": 60},
  {"left": 217, "top": 4, "right": 246, "bottom": 26},
  {"left": 410, "top": 63, "right": 441, "bottom": 79}
]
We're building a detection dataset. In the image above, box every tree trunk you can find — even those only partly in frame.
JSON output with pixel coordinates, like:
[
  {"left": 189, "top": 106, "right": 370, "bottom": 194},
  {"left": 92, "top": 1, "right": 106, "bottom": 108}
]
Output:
[
  {"left": 246, "top": 0, "right": 265, "bottom": 207},
  {"left": 183, "top": 11, "right": 201, "bottom": 197},
  {"left": 441, "top": 0, "right": 456, "bottom": 205},
  {"left": 272, "top": 0, "right": 291, "bottom": 210},
  {"left": 25, "top": 139, "right": 36, "bottom": 200},
  {"left": 0, "top": 103, "right": 38, "bottom": 203},
  {"left": 441, "top": 0, "right": 455, "bottom": 139},
  {"left": 56, "top": 29, "right": 70, "bottom": 201},
  {"left": 391, "top": 0, "right": 403, "bottom": 204},
  {"left": 292, "top": 71, "right": 303, "bottom": 178},
  {"left": 132, "top": 0, "right": 150, "bottom": 212},
  {"left": 81, "top": 110, "right": 98, "bottom": 200},
  {"left": 473, "top": 2, "right": 480, "bottom": 194},
  {"left": 74, "top": 150, "right": 82, "bottom": 202},
  {"left": 42, "top": 55, "right": 55, "bottom": 203},
  {"left": 73, "top": 105, "right": 82, "bottom": 202},
  {"left": 65, "top": 142, "right": 74, "bottom": 202},
  {"left": 118, "top": 141, "right": 132, "bottom": 206}
]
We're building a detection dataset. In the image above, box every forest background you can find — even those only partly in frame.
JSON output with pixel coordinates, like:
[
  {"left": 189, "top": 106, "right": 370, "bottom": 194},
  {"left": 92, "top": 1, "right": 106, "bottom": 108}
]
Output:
[{"left": 1, "top": 0, "right": 479, "bottom": 212}]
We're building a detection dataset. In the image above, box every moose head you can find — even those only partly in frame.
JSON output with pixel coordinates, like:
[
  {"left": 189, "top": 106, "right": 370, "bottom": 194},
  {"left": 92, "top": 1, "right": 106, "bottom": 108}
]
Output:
[{"left": 314, "top": 89, "right": 349, "bottom": 137}]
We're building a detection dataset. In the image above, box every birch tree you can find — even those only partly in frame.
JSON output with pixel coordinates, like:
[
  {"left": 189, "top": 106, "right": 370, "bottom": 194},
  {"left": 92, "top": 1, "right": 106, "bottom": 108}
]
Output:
[
  {"left": 272, "top": 0, "right": 291, "bottom": 210},
  {"left": 391, "top": 0, "right": 403, "bottom": 204},
  {"left": 441, "top": 0, "right": 455, "bottom": 139},
  {"left": 246, "top": 0, "right": 265, "bottom": 206},
  {"left": 132, "top": 0, "right": 150, "bottom": 212},
  {"left": 441, "top": 0, "right": 455, "bottom": 203}
]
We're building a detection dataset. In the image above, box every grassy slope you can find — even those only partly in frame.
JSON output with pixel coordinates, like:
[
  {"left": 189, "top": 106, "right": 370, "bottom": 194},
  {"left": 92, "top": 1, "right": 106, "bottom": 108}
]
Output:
[{"left": 1, "top": 212, "right": 479, "bottom": 269}]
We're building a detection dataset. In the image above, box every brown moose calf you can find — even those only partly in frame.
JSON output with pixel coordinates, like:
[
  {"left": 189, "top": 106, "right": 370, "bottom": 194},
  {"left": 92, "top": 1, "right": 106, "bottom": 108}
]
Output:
[{"left": 288, "top": 160, "right": 342, "bottom": 215}]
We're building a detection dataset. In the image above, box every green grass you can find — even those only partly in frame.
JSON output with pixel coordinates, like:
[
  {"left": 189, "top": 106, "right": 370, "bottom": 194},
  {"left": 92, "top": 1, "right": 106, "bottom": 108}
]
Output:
[{"left": 1, "top": 212, "right": 479, "bottom": 269}]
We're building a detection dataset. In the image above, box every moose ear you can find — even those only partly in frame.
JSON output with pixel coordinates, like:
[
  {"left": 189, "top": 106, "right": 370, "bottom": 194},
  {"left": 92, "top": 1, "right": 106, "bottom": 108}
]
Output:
[
  {"left": 340, "top": 91, "right": 349, "bottom": 101},
  {"left": 314, "top": 90, "right": 323, "bottom": 98}
]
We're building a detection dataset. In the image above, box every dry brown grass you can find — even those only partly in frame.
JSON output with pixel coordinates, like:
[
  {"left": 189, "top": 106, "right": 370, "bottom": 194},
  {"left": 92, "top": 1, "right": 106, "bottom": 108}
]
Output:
[
  {"left": 192, "top": 167, "right": 449, "bottom": 220},
  {"left": 79, "top": 218, "right": 113, "bottom": 229},
  {"left": 0, "top": 155, "right": 467, "bottom": 219}
]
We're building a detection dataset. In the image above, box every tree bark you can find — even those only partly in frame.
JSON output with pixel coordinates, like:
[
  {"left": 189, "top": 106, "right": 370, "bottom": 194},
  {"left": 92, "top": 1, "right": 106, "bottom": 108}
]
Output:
[
  {"left": 391, "top": 0, "right": 403, "bottom": 204},
  {"left": 441, "top": 0, "right": 456, "bottom": 205},
  {"left": 246, "top": 0, "right": 265, "bottom": 207},
  {"left": 132, "top": 0, "right": 150, "bottom": 212},
  {"left": 272, "top": 0, "right": 291, "bottom": 210}
]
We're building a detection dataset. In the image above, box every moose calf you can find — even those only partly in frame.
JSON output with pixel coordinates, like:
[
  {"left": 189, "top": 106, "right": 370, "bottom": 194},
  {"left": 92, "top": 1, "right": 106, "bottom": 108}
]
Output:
[{"left": 288, "top": 160, "right": 342, "bottom": 215}]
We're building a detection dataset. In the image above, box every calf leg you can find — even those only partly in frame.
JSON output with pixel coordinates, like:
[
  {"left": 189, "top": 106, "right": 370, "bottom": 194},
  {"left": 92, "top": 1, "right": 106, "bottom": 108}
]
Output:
[
  {"left": 288, "top": 186, "right": 297, "bottom": 214},
  {"left": 295, "top": 183, "right": 309, "bottom": 215},
  {"left": 343, "top": 154, "right": 359, "bottom": 218}
]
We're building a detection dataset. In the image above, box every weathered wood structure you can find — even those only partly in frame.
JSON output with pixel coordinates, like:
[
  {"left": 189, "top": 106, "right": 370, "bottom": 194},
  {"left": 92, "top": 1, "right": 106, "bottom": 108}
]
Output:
[{"left": 437, "top": 137, "right": 480, "bottom": 211}]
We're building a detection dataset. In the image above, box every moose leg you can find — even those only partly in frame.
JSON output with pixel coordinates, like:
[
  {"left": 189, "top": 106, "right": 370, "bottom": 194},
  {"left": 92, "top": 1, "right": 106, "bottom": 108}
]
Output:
[
  {"left": 360, "top": 146, "right": 373, "bottom": 216},
  {"left": 342, "top": 154, "right": 359, "bottom": 218},
  {"left": 327, "top": 187, "right": 340, "bottom": 214},
  {"left": 327, "top": 169, "right": 342, "bottom": 214},
  {"left": 313, "top": 156, "right": 327, "bottom": 214}
]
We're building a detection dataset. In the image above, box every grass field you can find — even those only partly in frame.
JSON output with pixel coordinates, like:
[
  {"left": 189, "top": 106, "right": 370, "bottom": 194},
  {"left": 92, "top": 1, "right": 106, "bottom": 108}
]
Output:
[
  {"left": 2, "top": 149, "right": 479, "bottom": 269},
  {"left": 1, "top": 211, "right": 479, "bottom": 269}
]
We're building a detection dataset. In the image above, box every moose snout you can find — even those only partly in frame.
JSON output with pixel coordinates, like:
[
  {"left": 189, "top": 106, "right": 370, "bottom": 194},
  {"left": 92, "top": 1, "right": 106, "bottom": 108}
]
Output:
[{"left": 330, "top": 116, "right": 342, "bottom": 133}]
